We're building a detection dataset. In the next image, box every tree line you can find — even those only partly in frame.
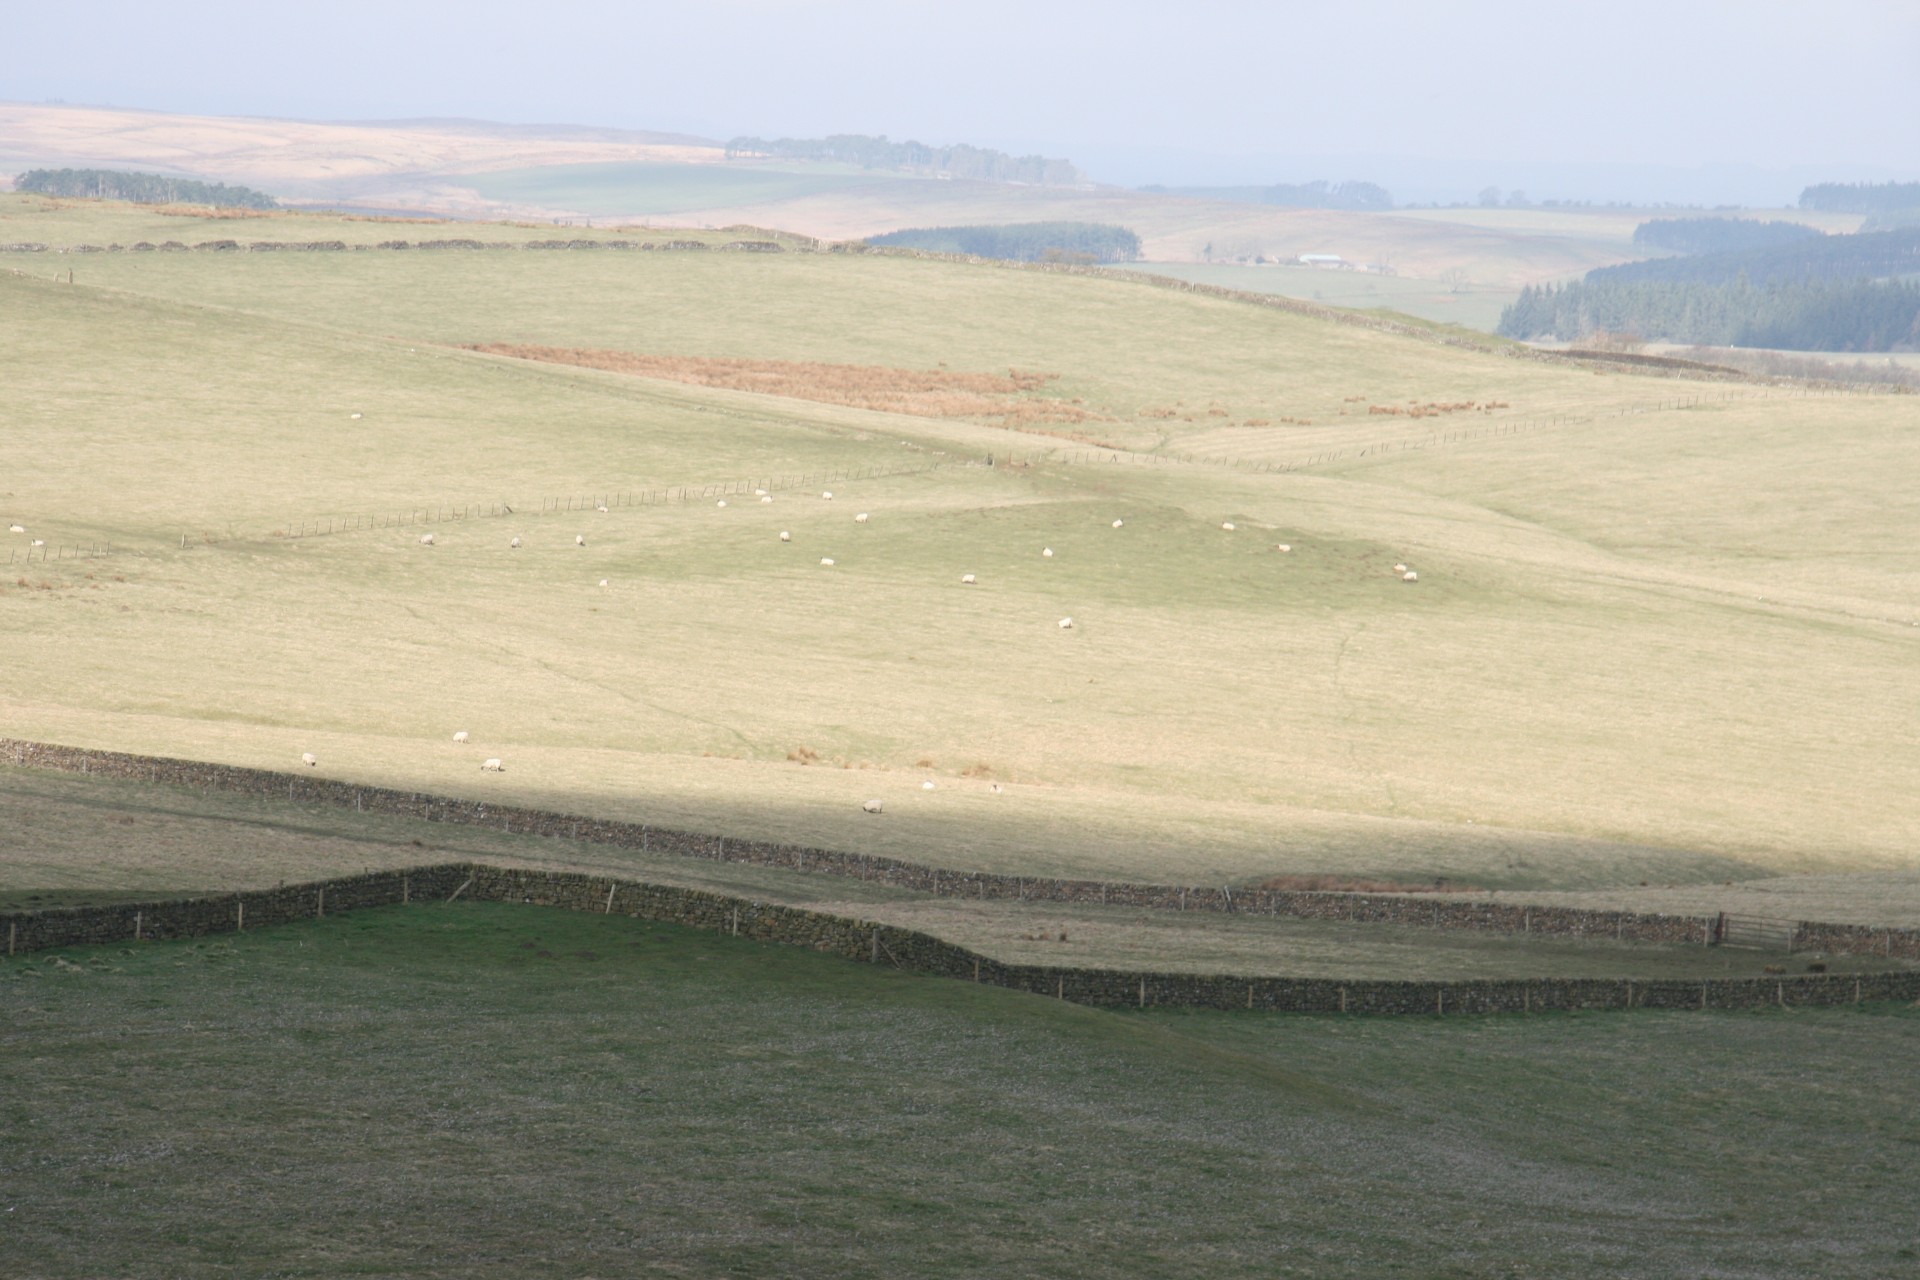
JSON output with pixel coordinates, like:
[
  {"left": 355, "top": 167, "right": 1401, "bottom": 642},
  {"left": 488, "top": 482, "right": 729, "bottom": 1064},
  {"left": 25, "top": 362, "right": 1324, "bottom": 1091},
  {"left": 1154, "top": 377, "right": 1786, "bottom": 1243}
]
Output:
[
  {"left": 1139, "top": 179, "right": 1393, "bottom": 210},
  {"left": 1799, "top": 181, "right": 1920, "bottom": 215},
  {"left": 1589, "top": 227, "right": 1920, "bottom": 288},
  {"left": 1497, "top": 277, "right": 1920, "bottom": 352},
  {"left": 1632, "top": 216, "right": 1820, "bottom": 255},
  {"left": 14, "top": 168, "right": 278, "bottom": 209},
  {"left": 866, "top": 223, "right": 1141, "bottom": 264},
  {"left": 724, "top": 135, "right": 1082, "bottom": 186}
]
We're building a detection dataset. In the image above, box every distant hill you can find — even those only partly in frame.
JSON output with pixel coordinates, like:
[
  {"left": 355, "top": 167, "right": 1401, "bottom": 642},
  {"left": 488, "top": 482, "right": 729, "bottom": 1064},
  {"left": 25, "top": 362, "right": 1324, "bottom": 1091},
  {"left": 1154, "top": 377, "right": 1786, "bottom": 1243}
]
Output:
[
  {"left": 725, "top": 134, "right": 1083, "bottom": 186},
  {"left": 1589, "top": 226, "right": 1920, "bottom": 288},
  {"left": 1800, "top": 181, "right": 1920, "bottom": 215},
  {"left": 1139, "top": 179, "right": 1392, "bottom": 211},
  {"left": 14, "top": 167, "right": 277, "bottom": 209},
  {"left": 867, "top": 222, "right": 1140, "bottom": 263},
  {"left": 1631, "top": 216, "right": 1820, "bottom": 256}
]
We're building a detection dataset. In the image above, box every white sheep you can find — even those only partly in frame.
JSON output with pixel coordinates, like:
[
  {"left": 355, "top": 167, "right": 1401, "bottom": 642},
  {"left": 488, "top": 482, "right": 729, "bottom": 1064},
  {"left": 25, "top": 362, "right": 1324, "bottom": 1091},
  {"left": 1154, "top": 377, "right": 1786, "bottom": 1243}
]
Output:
[
  {"left": 754, "top": 488, "right": 767, "bottom": 496},
  {"left": 30, "top": 539, "right": 44, "bottom": 547},
  {"left": 481, "top": 758, "right": 504, "bottom": 772},
  {"left": 419, "top": 533, "right": 435, "bottom": 546},
  {"left": 760, "top": 495, "right": 773, "bottom": 503},
  {"left": 820, "top": 557, "right": 835, "bottom": 566},
  {"left": 597, "top": 504, "right": 609, "bottom": 513},
  {"left": 1393, "top": 563, "right": 1408, "bottom": 573},
  {"left": 453, "top": 731, "right": 469, "bottom": 743},
  {"left": 1112, "top": 520, "right": 1125, "bottom": 529},
  {"left": 717, "top": 500, "right": 727, "bottom": 508},
  {"left": 1058, "top": 617, "right": 1074, "bottom": 629},
  {"left": 822, "top": 491, "right": 833, "bottom": 500},
  {"left": 349, "top": 412, "right": 363, "bottom": 420},
  {"left": 510, "top": 536, "right": 521, "bottom": 548},
  {"left": 575, "top": 535, "right": 586, "bottom": 547},
  {"left": 921, "top": 780, "right": 936, "bottom": 790},
  {"left": 301, "top": 752, "right": 317, "bottom": 767},
  {"left": 960, "top": 573, "right": 976, "bottom": 585},
  {"left": 1221, "top": 522, "right": 1236, "bottom": 532},
  {"left": 599, "top": 578, "right": 609, "bottom": 588},
  {"left": 989, "top": 783, "right": 1004, "bottom": 794},
  {"left": 1042, "top": 547, "right": 1053, "bottom": 558},
  {"left": 7, "top": 525, "right": 22, "bottom": 534},
  {"left": 855, "top": 513, "right": 869, "bottom": 523},
  {"left": 862, "top": 799, "right": 884, "bottom": 814},
  {"left": 779, "top": 531, "right": 791, "bottom": 542},
  {"left": 1403, "top": 571, "right": 1419, "bottom": 582}
]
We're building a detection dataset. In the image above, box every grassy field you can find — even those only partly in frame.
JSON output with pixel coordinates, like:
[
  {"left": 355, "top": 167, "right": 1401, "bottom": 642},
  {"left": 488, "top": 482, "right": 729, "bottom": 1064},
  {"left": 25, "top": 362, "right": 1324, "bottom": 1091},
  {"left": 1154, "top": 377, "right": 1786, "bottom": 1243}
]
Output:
[
  {"left": 4, "top": 904, "right": 1918, "bottom": 1278},
  {"left": 1124, "top": 261, "right": 1517, "bottom": 331},
  {"left": 459, "top": 159, "right": 922, "bottom": 218},
  {"left": 4, "top": 196, "right": 1918, "bottom": 899}
]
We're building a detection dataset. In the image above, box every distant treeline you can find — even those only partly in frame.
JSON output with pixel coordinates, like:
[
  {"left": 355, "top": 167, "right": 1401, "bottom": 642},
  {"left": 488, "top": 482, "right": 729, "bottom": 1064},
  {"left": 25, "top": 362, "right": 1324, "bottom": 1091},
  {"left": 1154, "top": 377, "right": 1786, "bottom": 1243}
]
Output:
[
  {"left": 1799, "top": 181, "right": 1920, "bottom": 215},
  {"left": 724, "top": 134, "right": 1082, "bottom": 186},
  {"left": 1589, "top": 227, "right": 1920, "bottom": 289},
  {"left": 1498, "top": 278, "right": 1920, "bottom": 352},
  {"left": 866, "top": 222, "right": 1141, "bottom": 263},
  {"left": 14, "top": 168, "right": 278, "bottom": 209},
  {"left": 1632, "top": 216, "right": 1820, "bottom": 256},
  {"left": 1140, "top": 179, "right": 1393, "bottom": 210}
]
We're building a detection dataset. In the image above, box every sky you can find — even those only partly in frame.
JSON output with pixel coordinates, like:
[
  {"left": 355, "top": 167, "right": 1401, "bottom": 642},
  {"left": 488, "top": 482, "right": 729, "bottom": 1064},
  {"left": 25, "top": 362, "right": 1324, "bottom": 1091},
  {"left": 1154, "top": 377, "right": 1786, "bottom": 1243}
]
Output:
[{"left": 4, "top": 0, "right": 1917, "bottom": 204}]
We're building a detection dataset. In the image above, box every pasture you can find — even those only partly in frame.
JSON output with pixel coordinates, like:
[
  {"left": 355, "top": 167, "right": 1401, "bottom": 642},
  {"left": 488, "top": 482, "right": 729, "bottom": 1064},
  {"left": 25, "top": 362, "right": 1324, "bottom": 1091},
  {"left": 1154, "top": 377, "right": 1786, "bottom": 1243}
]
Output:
[
  {"left": 4, "top": 196, "right": 1919, "bottom": 901},
  {"left": 5, "top": 904, "right": 1919, "bottom": 1278}
]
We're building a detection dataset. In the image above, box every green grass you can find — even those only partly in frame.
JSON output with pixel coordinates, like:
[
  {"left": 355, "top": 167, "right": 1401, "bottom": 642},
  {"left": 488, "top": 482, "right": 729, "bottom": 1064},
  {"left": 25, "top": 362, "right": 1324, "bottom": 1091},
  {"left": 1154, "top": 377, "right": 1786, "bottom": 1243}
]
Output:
[
  {"left": 459, "top": 159, "right": 921, "bottom": 217},
  {"left": 4, "top": 905, "right": 1918, "bottom": 1278},
  {"left": 1124, "top": 260, "right": 1518, "bottom": 331},
  {"left": 4, "top": 197, "right": 1919, "bottom": 896}
]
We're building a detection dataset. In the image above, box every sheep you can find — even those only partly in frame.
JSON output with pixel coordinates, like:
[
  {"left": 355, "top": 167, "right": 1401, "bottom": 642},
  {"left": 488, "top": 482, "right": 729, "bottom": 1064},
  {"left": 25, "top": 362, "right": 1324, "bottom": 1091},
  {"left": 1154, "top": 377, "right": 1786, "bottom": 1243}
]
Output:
[
  {"left": 754, "top": 488, "right": 767, "bottom": 497},
  {"left": 989, "top": 783, "right": 1004, "bottom": 793},
  {"left": 30, "top": 539, "right": 44, "bottom": 547},
  {"left": 960, "top": 573, "right": 976, "bottom": 584},
  {"left": 1111, "top": 519, "right": 1124, "bottom": 528},
  {"left": 1393, "top": 563, "right": 1407, "bottom": 573},
  {"left": 575, "top": 535, "right": 586, "bottom": 547},
  {"left": 481, "top": 758, "right": 505, "bottom": 772},
  {"left": 1275, "top": 543, "right": 1291, "bottom": 552},
  {"left": 779, "top": 531, "right": 791, "bottom": 542},
  {"left": 596, "top": 504, "right": 609, "bottom": 513},
  {"left": 822, "top": 491, "right": 833, "bottom": 500},
  {"left": 717, "top": 500, "right": 727, "bottom": 508},
  {"left": 1058, "top": 617, "right": 1074, "bottom": 629},
  {"left": 453, "top": 731, "right": 470, "bottom": 743},
  {"left": 349, "top": 412, "right": 363, "bottom": 420},
  {"left": 419, "top": 533, "right": 435, "bottom": 546},
  {"left": 921, "top": 780, "right": 936, "bottom": 790},
  {"left": 301, "top": 752, "right": 317, "bottom": 767},
  {"left": 1042, "top": 547, "right": 1054, "bottom": 558},
  {"left": 819, "top": 557, "right": 835, "bottom": 566},
  {"left": 510, "top": 536, "right": 521, "bottom": 548},
  {"left": 862, "top": 799, "right": 884, "bottom": 814},
  {"left": 8, "top": 525, "right": 23, "bottom": 534},
  {"left": 760, "top": 495, "right": 773, "bottom": 503},
  {"left": 1221, "top": 522, "right": 1236, "bottom": 531},
  {"left": 599, "top": 578, "right": 610, "bottom": 588},
  {"left": 1402, "top": 571, "right": 1419, "bottom": 582},
  {"left": 854, "top": 513, "right": 869, "bottom": 523}
]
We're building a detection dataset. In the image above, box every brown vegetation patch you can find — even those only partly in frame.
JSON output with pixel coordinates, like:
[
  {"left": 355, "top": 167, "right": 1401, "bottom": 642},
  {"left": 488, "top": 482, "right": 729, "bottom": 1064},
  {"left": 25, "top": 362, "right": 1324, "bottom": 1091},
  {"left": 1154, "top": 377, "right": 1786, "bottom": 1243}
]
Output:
[
  {"left": 463, "top": 344, "right": 1102, "bottom": 426},
  {"left": 1367, "top": 400, "right": 1497, "bottom": 419}
]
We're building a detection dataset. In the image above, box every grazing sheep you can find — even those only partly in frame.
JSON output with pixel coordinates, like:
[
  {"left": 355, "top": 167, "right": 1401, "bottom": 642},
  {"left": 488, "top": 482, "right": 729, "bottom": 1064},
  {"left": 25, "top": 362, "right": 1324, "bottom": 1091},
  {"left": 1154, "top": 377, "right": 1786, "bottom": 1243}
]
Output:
[
  {"left": 862, "top": 799, "right": 884, "bottom": 814},
  {"left": 1058, "top": 617, "right": 1074, "bottom": 629},
  {"left": 960, "top": 573, "right": 976, "bottom": 585},
  {"left": 717, "top": 500, "right": 727, "bottom": 508},
  {"left": 1042, "top": 547, "right": 1053, "bottom": 558},
  {"left": 779, "top": 531, "right": 791, "bottom": 542},
  {"left": 481, "top": 758, "right": 505, "bottom": 772},
  {"left": 510, "top": 536, "right": 521, "bottom": 548},
  {"left": 1403, "top": 571, "right": 1419, "bottom": 582},
  {"left": 575, "top": 535, "right": 586, "bottom": 547},
  {"left": 349, "top": 412, "right": 363, "bottom": 420},
  {"left": 453, "top": 731, "right": 470, "bottom": 743},
  {"left": 8, "top": 525, "right": 23, "bottom": 534},
  {"left": 597, "top": 504, "right": 608, "bottom": 513},
  {"left": 854, "top": 513, "right": 869, "bottom": 523},
  {"left": 30, "top": 539, "right": 44, "bottom": 547},
  {"left": 989, "top": 783, "right": 1004, "bottom": 793},
  {"left": 1112, "top": 519, "right": 1124, "bottom": 528},
  {"left": 822, "top": 491, "right": 833, "bottom": 500},
  {"left": 921, "top": 780, "right": 936, "bottom": 790},
  {"left": 419, "top": 533, "right": 435, "bottom": 546},
  {"left": 1221, "top": 522, "right": 1236, "bottom": 531},
  {"left": 820, "top": 557, "right": 835, "bottom": 566},
  {"left": 599, "top": 579, "right": 609, "bottom": 588},
  {"left": 1275, "top": 543, "right": 1291, "bottom": 552},
  {"left": 760, "top": 495, "right": 773, "bottom": 503},
  {"left": 301, "top": 752, "right": 317, "bottom": 767},
  {"left": 1393, "top": 563, "right": 1408, "bottom": 573},
  {"left": 754, "top": 488, "right": 767, "bottom": 496}
]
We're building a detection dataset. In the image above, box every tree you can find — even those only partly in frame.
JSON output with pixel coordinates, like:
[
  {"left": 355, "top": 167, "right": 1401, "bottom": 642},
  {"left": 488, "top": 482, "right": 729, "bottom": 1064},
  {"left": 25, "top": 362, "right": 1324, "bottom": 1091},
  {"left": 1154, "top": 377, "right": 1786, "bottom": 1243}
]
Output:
[{"left": 1477, "top": 186, "right": 1502, "bottom": 208}]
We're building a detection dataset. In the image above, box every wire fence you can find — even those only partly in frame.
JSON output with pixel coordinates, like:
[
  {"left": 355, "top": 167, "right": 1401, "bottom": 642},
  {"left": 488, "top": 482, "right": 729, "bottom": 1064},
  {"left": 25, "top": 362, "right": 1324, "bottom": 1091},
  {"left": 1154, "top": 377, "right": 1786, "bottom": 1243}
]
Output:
[{"left": 6, "top": 541, "right": 116, "bottom": 566}]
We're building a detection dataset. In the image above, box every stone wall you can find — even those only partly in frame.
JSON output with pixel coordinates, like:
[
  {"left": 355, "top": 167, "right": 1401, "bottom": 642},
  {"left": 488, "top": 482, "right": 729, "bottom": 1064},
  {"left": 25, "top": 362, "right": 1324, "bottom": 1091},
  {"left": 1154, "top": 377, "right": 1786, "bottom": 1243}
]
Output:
[
  {"left": 9, "top": 738, "right": 1920, "bottom": 963},
  {"left": 6, "top": 862, "right": 1917, "bottom": 1016}
]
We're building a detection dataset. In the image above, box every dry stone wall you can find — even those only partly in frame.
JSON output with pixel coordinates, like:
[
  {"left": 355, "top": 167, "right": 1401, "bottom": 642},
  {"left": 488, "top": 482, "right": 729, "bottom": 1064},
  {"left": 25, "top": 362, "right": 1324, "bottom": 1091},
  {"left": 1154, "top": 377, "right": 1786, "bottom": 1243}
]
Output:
[
  {"left": 7, "top": 862, "right": 1918, "bottom": 1016},
  {"left": 8, "top": 738, "right": 1920, "bottom": 964}
]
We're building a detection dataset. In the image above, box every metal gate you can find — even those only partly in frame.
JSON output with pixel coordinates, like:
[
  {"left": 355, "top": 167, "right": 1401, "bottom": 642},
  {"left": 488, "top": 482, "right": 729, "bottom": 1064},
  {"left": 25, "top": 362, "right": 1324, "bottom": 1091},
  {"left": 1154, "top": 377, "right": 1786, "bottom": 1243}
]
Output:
[{"left": 1712, "top": 913, "right": 1797, "bottom": 951}]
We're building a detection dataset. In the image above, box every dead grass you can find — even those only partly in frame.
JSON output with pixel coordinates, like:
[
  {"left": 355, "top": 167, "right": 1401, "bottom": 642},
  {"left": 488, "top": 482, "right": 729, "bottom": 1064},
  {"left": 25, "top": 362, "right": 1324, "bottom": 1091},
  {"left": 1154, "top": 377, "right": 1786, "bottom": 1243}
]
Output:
[{"left": 462, "top": 343, "right": 1102, "bottom": 427}]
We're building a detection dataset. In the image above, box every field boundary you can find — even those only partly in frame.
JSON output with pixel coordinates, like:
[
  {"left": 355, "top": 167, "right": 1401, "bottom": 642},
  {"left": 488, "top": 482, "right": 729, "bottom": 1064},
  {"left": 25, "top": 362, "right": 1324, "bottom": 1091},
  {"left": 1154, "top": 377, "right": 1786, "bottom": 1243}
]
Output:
[
  {"left": 3, "top": 862, "right": 1914, "bottom": 1015},
  {"left": 8, "top": 737, "right": 1920, "bottom": 964}
]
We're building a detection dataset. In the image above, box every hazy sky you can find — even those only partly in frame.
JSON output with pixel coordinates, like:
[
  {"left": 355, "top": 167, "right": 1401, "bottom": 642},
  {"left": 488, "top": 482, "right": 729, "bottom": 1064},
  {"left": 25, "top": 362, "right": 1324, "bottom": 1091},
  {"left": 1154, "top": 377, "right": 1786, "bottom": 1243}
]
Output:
[{"left": 5, "top": 0, "right": 1916, "bottom": 202}]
